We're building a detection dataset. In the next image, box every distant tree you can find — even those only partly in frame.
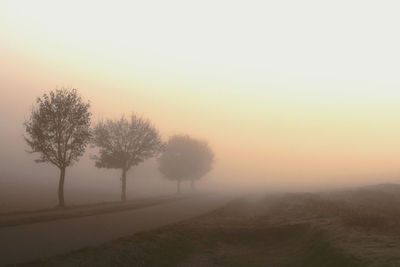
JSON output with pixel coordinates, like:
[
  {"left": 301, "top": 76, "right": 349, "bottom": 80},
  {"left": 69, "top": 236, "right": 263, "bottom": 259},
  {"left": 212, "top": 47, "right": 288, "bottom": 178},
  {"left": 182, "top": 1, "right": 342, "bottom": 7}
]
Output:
[
  {"left": 24, "top": 88, "right": 91, "bottom": 207},
  {"left": 158, "top": 135, "right": 214, "bottom": 193},
  {"left": 92, "top": 114, "right": 163, "bottom": 201}
]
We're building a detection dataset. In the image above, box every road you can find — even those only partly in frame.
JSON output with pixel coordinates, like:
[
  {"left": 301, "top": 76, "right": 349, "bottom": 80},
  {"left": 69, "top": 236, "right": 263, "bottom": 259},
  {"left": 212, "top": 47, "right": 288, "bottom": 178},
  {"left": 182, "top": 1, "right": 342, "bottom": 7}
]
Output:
[
  {"left": 0, "top": 194, "right": 232, "bottom": 266},
  {"left": 0, "top": 195, "right": 189, "bottom": 227}
]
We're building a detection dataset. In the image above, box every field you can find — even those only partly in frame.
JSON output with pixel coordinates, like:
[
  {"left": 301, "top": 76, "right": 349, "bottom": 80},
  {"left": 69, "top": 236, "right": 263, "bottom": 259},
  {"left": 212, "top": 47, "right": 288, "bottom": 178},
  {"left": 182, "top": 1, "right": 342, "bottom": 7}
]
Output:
[{"left": 19, "top": 184, "right": 400, "bottom": 267}]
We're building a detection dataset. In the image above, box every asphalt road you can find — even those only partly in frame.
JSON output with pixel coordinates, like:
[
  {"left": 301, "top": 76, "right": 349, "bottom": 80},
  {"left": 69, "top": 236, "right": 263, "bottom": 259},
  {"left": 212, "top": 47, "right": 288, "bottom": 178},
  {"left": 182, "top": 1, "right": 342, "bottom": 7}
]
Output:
[{"left": 0, "top": 194, "right": 232, "bottom": 266}]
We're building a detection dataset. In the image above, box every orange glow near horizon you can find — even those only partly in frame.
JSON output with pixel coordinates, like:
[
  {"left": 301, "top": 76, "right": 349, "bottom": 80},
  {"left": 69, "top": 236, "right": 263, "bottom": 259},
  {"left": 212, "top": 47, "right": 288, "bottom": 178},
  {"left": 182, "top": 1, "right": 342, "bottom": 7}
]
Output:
[{"left": 2, "top": 0, "right": 400, "bottom": 189}]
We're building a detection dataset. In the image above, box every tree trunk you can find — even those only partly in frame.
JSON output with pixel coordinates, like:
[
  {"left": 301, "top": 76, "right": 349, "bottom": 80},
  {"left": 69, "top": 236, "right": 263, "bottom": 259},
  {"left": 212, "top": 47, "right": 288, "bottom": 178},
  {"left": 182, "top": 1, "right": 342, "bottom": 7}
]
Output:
[
  {"left": 58, "top": 167, "right": 66, "bottom": 207},
  {"left": 121, "top": 168, "right": 127, "bottom": 201},
  {"left": 177, "top": 180, "right": 181, "bottom": 194},
  {"left": 191, "top": 179, "right": 195, "bottom": 193}
]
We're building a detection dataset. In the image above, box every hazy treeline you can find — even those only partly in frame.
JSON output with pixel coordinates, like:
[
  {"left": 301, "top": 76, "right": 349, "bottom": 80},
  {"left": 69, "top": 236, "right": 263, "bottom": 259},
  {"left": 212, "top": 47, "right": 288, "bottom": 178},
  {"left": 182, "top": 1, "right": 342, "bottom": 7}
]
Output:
[{"left": 24, "top": 88, "right": 214, "bottom": 207}]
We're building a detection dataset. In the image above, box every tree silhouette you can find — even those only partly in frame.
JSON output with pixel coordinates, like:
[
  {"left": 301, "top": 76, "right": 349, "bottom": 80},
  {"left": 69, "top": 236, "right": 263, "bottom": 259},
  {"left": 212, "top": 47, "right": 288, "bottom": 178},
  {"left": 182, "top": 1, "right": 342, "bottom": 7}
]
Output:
[
  {"left": 158, "top": 135, "right": 214, "bottom": 193},
  {"left": 92, "top": 114, "right": 163, "bottom": 201},
  {"left": 24, "top": 88, "right": 91, "bottom": 207}
]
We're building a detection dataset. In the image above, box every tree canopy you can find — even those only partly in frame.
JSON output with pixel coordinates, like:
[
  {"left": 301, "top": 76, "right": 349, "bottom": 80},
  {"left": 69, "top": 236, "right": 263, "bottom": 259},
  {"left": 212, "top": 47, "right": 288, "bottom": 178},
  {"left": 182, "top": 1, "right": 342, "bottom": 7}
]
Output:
[
  {"left": 91, "top": 114, "right": 164, "bottom": 200},
  {"left": 158, "top": 135, "right": 214, "bottom": 191},
  {"left": 24, "top": 88, "right": 91, "bottom": 168},
  {"left": 24, "top": 88, "right": 91, "bottom": 206},
  {"left": 92, "top": 115, "right": 163, "bottom": 169}
]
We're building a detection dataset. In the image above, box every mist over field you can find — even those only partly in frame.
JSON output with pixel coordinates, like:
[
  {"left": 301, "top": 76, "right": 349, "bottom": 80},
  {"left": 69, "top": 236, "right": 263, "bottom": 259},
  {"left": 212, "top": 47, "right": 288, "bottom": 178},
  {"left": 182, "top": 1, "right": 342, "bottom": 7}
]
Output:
[{"left": 2, "top": 1, "right": 400, "bottom": 213}]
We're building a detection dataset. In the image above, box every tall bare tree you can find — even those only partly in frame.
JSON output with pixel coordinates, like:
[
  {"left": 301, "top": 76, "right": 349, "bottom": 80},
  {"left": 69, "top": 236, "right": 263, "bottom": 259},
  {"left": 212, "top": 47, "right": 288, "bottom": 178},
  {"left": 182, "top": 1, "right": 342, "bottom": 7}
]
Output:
[
  {"left": 92, "top": 114, "right": 163, "bottom": 201},
  {"left": 158, "top": 135, "right": 214, "bottom": 193},
  {"left": 24, "top": 88, "right": 91, "bottom": 207}
]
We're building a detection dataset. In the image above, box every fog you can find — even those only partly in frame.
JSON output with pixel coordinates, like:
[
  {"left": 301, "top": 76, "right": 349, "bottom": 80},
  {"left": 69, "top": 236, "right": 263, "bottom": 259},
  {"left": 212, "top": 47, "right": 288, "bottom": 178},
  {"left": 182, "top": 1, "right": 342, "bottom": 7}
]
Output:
[{"left": 2, "top": 0, "right": 400, "bottom": 212}]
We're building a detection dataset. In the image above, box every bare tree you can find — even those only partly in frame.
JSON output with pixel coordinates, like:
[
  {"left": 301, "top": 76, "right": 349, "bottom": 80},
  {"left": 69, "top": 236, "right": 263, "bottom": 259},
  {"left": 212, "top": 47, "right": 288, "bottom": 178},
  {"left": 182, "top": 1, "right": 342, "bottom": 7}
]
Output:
[
  {"left": 24, "top": 88, "right": 91, "bottom": 207},
  {"left": 158, "top": 135, "right": 214, "bottom": 193},
  {"left": 92, "top": 114, "right": 163, "bottom": 201}
]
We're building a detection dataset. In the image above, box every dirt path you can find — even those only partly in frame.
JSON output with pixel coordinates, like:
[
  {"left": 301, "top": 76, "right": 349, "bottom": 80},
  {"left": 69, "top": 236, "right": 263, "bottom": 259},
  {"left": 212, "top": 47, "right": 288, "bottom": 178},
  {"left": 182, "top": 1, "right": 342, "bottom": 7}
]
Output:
[{"left": 0, "top": 194, "right": 233, "bottom": 266}]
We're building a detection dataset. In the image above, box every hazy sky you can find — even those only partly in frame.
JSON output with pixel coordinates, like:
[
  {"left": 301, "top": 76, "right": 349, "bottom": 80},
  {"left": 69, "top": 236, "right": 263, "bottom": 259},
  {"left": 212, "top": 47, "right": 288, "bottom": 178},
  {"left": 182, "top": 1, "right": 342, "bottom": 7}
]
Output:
[{"left": 1, "top": 0, "right": 400, "bottom": 195}]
